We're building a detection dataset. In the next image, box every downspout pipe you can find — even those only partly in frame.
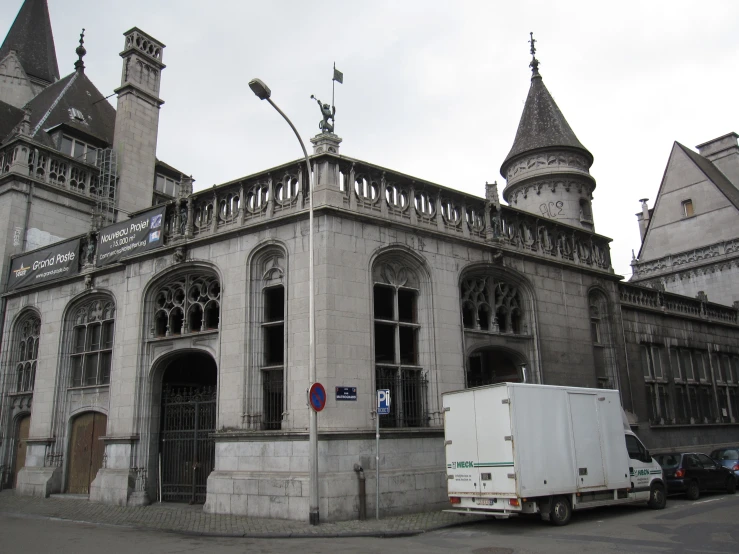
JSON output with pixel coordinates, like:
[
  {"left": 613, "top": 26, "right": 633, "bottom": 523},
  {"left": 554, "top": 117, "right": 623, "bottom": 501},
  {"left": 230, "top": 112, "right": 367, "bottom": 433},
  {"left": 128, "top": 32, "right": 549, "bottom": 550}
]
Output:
[
  {"left": 353, "top": 463, "right": 366, "bottom": 520},
  {"left": 21, "top": 182, "right": 34, "bottom": 252}
]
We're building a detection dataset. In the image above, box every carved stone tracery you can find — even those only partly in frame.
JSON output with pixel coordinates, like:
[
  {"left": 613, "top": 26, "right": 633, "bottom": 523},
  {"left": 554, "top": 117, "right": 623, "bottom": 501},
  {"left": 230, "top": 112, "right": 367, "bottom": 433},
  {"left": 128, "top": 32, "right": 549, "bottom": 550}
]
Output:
[
  {"left": 152, "top": 273, "right": 221, "bottom": 337},
  {"left": 461, "top": 276, "right": 525, "bottom": 334},
  {"left": 15, "top": 313, "right": 40, "bottom": 393}
]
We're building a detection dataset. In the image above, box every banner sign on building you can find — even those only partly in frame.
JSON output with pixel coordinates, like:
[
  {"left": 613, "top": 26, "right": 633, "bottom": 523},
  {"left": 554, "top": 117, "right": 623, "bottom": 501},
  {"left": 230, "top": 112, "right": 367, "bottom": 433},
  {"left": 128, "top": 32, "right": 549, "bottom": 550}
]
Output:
[
  {"left": 96, "top": 207, "right": 166, "bottom": 267},
  {"left": 7, "top": 238, "right": 80, "bottom": 291}
]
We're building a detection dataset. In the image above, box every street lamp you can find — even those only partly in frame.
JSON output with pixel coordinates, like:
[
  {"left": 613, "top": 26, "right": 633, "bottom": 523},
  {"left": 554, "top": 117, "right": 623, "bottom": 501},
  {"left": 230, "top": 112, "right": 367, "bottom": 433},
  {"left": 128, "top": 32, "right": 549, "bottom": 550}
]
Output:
[{"left": 249, "top": 78, "right": 319, "bottom": 525}]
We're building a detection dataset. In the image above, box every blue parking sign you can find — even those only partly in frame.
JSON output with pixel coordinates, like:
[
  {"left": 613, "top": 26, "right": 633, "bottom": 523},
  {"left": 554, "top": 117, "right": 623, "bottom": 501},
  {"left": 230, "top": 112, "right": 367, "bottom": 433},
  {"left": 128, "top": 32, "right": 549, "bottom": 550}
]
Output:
[{"left": 377, "top": 389, "right": 391, "bottom": 415}]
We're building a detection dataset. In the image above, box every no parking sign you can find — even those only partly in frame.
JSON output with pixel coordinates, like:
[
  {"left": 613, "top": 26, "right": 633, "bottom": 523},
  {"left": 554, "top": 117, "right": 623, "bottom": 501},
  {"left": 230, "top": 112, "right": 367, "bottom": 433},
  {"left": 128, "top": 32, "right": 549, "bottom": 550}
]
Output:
[{"left": 308, "top": 383, "right": 326, "bottom": 412}]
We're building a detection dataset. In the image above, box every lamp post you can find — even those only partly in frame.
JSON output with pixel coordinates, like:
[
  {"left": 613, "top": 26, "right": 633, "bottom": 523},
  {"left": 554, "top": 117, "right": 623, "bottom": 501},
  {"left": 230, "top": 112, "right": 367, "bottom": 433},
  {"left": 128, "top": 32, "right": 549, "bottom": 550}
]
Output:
[{"left": 249, "top": 78, "right": 319, "bottom": 525}]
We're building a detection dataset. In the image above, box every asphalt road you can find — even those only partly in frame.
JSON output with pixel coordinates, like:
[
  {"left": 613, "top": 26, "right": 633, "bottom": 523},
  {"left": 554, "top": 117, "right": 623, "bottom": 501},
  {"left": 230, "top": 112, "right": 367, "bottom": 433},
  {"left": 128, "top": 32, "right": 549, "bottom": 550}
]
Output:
[{"left": 1, "top": 494, "right": 737, "bottom": 553}]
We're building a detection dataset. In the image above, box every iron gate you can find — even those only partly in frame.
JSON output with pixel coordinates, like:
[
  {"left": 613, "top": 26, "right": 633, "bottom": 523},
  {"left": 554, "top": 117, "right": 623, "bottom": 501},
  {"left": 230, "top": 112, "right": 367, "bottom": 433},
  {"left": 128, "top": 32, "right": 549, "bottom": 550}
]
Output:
[{"left": 160, "top": 386, "right": 216, "bottom": 503}]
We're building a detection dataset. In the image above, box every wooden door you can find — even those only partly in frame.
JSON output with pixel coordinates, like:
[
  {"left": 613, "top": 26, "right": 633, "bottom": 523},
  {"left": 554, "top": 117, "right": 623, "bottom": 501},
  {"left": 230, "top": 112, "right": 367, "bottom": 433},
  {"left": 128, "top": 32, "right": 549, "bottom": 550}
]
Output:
[
  {"left": 12, "top": 415, "right": 31, "bottom": 487},
  {"left": 66, "top": 412, "right": 107, "bottom": 494}
]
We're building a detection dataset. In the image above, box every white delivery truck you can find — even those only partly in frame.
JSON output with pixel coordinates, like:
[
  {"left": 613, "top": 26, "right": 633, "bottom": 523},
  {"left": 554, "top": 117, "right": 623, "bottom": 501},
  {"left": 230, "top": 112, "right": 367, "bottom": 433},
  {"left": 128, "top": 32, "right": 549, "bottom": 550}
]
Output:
[{"left": 443, "top": 383, "right": 666, "bottom": 525}]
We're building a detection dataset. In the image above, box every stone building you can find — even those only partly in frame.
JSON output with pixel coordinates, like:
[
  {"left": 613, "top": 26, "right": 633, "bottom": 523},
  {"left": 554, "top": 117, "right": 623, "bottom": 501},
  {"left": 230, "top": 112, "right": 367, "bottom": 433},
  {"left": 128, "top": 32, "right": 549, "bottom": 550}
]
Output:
[
  {"left": 0, "top": 0, "right": 738, "bottom": 522},
  {"left": 631, "top": 134, "right": 739, "bottom": 306}
]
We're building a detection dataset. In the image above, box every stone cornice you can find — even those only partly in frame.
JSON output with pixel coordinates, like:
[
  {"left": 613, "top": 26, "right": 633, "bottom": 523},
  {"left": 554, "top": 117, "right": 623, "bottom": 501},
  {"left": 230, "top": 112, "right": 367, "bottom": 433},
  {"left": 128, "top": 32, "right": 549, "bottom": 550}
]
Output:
[
  {"left": 631, "top": 239, "right": 739, "bottom": 280},
  {"left": 113, "top": 82, "right": 164, "bottom": 107}
]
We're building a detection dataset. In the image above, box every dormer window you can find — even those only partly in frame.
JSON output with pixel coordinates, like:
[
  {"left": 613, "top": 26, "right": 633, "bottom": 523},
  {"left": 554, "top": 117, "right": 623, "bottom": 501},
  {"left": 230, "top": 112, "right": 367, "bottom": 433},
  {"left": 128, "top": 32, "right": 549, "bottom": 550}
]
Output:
[
  {"left": 69, "top": 107, "right": 85, "bottom": 122},
  {"left": 155, "top": 173, "right": 179, "bottom": 197},
  {"left": 682, "top": 199, "right": 694, "bottom": 217},
  {"left": 60, "top": 135, "right": 98, "bottom": 165}
]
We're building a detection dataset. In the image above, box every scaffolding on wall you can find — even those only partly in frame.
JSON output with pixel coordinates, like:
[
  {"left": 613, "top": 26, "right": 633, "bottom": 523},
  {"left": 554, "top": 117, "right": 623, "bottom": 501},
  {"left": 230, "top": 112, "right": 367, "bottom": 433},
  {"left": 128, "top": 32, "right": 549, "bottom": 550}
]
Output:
[{"left": 94, "top": 149, "right": 118, "bottom": 229}]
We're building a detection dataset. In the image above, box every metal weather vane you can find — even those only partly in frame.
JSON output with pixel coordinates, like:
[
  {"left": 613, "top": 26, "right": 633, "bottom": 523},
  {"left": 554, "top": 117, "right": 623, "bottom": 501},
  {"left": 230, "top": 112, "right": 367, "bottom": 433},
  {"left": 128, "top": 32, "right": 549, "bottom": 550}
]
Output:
[{"left": 529, "top": 32, "right": 540, "bottom": 77}]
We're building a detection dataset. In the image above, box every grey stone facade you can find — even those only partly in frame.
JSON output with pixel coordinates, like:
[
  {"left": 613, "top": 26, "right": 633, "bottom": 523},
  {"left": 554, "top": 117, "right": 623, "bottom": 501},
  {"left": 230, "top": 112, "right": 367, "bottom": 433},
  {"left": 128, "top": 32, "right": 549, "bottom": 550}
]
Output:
[{"left": 1, "top": 0, "right": 738, "bottom": 524}]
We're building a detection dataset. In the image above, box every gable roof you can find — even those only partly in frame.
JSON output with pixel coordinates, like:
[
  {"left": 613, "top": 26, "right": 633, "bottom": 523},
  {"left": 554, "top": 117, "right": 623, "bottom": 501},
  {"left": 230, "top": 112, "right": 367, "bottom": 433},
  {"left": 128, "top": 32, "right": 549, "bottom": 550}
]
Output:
[
  {"left": 501, "top": 73, "right": 591, "bottom": 174},
  {"left": 635, "top": 141, "right": 739, "bottom": 260},
  {"left": 0, "top": 0, "right": 59, "bottom": 84},
  {"left": 676, "top": 142, "right": 739, "bottom": 211},
  {"left": 21, "top": 70, "right": 116, "bottom": 148}
]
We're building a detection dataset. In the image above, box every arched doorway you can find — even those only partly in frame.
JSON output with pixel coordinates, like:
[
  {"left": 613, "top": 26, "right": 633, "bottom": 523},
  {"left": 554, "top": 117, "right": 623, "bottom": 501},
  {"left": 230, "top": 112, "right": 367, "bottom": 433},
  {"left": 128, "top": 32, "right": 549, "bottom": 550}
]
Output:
[
  {"left": 159, "top": 351, "right": 216, "bottom": 504},
  {"left": 467, "top": 348, "right": 527, "bottom": 387},
  {"left": 11, "top": 414, "right": 31, "bottom": 488},
  {"left": 67, "top": 411, "right": 107, "bottom": 494}
]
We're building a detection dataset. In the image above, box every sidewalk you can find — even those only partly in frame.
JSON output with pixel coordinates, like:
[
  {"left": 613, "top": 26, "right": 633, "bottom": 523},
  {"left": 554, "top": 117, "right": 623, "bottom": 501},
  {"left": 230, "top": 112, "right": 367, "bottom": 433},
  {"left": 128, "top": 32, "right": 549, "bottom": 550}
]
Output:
[{"left": 0, "top": 490, "right": 485, "bottom": 538}]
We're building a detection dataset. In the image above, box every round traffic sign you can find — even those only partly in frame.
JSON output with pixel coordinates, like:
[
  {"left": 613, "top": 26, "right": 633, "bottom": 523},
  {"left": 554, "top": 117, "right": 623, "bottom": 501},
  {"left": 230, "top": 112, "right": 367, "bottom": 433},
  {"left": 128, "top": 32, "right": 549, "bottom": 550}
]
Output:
[{"left": 309, "top": 382, "right": 326, "bottom": 412}]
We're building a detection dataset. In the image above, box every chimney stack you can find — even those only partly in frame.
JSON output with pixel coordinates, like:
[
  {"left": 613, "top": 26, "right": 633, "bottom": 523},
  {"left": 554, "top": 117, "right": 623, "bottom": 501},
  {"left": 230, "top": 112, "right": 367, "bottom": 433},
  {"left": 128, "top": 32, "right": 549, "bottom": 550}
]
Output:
[
  {"left": 696, "top": 132, "right": 739, "bottom": 189},
  {"left": 112, "top": 28, "right": 166, "bottom": 218},
  {"left": 636, "top": 198, "right": 650, "bottom": 242}
]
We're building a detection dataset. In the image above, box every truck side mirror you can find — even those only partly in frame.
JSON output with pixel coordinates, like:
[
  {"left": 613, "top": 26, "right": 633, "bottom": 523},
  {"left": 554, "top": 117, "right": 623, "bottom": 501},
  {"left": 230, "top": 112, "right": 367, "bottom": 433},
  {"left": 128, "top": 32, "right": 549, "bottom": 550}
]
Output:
[{"left": 644, "top": 450, "right": 652, "bottom": 463}]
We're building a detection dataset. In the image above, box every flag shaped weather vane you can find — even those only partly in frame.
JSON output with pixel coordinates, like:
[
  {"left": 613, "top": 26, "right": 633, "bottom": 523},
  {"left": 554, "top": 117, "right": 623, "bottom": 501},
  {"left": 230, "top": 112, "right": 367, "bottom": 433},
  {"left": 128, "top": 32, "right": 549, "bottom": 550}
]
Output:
[{"left": 311, "top": 63, "right": 343, "bottom": 134}]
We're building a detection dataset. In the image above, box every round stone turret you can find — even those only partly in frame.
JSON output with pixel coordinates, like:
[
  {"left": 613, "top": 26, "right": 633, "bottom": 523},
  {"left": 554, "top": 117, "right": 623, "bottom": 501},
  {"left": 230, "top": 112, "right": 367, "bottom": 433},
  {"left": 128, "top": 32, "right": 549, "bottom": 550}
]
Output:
[{"left": 500, "top": 43, "right": 597, "bottom": 230}]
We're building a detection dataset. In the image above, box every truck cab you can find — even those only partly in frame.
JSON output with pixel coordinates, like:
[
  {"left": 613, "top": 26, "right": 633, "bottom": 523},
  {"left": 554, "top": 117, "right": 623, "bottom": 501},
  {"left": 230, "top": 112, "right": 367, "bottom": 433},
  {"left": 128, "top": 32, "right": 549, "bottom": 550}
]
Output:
[{"left": 625, "top": 431, "right": 664, "bottom": 499}]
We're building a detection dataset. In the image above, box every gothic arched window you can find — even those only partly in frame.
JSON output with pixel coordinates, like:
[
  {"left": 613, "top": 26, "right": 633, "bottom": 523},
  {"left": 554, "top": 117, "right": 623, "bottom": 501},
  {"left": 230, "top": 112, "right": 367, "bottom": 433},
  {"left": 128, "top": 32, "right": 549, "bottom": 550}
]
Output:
[
  {"left": 151, "top": 272, "right": 220, "bottom": 337},
  {"left": 372, "top": 259, "right": 430, "bottom": 428},
  {"left": 589, "top": 290, "right": 616, "bottom": 388},
  {"left": 69, "top": 297, "right": 115, "bottom": 387},
  {"left": 14, "top": 313, "right": 40, "bottom": 393},
  {"left": 461, "top": 276, "right": 526, "bottom": 334},
  {"left": 246, "top": 248, "right": 286, "bottom": 431}
]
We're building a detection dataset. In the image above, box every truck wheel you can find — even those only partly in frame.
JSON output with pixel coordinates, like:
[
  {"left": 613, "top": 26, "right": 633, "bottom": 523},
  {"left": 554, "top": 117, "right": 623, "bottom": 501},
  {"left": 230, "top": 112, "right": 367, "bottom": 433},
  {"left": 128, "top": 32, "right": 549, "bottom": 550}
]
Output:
[
  {"left": 550, "top": 496, "right": 572, "bottom": 526},
  {"left": 648, "top": 483, "right": 666, "bottom": 509},
  {"left": 726, "top": 477, "right": 736, "bottom": 495},
  {"left": 686, "top": 480, "right": 700, "bottom": 501}
]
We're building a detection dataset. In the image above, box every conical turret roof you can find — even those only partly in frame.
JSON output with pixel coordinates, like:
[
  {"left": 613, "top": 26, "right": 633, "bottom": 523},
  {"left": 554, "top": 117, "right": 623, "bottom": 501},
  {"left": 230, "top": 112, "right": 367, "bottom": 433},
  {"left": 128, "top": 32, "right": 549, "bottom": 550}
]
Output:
[
  {"left": 0, "top": 0, "right": 59, "bottom": 84},
  {"left": 501, "top": 73, "right": 591, "bottom": 176}
]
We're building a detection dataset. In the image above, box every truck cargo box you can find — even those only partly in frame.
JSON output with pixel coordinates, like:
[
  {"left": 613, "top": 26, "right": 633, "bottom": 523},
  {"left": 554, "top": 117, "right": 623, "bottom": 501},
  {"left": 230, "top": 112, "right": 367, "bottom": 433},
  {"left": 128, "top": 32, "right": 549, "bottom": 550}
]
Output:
[{"left": 443, "top": 383, "right": 631, "bottom": 499}]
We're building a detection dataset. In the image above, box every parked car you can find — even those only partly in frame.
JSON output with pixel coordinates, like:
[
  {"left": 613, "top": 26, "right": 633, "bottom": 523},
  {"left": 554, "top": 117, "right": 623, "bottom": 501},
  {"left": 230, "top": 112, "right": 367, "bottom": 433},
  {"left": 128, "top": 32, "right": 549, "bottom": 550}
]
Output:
[
  {"left": 710, "top": 447, "right": 739, "bottom": 478},
  {"left": 655, "top": 452, "right": 737, "bottom": 500}
]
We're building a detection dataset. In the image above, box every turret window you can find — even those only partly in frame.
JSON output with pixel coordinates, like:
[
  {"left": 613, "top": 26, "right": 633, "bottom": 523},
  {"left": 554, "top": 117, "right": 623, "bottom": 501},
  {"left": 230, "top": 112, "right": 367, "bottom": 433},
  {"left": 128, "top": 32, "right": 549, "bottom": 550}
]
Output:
[{"left": 579, "top": 198, "right": 593, "bottom": 223}]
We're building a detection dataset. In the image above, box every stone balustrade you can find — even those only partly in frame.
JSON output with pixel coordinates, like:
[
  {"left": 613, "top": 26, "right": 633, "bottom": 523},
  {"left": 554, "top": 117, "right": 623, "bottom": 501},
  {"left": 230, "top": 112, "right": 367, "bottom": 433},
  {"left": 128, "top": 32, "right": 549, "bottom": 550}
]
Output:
[
  {"left": 164, "top": 153, "right": 614, "bottom": 273},
  {"left": 0, "top": 138, "right": 102, "bottom": 199},
  {"left": 619, "top": 282, "right": 739, "bottom": 325},
  {"left": 1, "top": 141, "right": 615, "bottom": 275}
]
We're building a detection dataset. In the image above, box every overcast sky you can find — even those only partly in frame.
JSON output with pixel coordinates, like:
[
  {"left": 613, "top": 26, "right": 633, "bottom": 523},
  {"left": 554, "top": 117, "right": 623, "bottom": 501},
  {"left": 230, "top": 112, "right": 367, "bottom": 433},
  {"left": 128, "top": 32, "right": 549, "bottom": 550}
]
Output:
[{"left": 6, "top": 0, "right": 739, "bottom": 278}]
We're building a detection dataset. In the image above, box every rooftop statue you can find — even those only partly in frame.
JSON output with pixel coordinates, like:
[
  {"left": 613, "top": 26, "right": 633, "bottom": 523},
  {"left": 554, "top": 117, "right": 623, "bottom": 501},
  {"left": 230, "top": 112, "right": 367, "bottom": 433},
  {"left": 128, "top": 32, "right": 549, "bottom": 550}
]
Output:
[{"left": 310, "top": 95, "right": 335, "bottom": 134}]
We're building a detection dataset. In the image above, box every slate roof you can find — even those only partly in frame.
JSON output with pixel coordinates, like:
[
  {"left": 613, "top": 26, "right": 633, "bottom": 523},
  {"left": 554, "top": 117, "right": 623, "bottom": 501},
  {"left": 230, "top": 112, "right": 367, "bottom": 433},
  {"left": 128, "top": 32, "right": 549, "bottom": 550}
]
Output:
[
  {"left": 676, "top": 142, "right": 739, "bottom": 211},
  {"left": 0, "top": 0, "right": 59, "bottom": 84},
  {"left": 501, "top": 74, "right": 591, "bottom": 175},
  {"left": 0, "top": 99, "right": 24, "bottom": 143},
  {"left": 21, "top": 69, "right": 116, "bottom": 148}
]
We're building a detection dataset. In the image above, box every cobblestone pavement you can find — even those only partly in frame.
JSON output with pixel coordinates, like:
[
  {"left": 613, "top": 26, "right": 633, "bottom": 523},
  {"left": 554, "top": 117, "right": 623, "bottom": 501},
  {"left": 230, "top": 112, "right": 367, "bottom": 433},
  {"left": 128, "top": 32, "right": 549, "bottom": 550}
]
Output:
[{"left": 0, "top": 490, "right": 484, "bottom": 538}]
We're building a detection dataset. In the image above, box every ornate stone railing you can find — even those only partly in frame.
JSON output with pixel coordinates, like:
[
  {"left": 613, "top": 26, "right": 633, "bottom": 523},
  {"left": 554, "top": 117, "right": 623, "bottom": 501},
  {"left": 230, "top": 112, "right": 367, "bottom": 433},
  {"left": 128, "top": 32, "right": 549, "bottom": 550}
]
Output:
[
  {"left": 619, "top": 283, "right": 739, "bottom": 325},
  {"left": 631, "top": 239, "right": 739, "bottom": 279},
  {"left": 0, "top": 138, "right": 101, "bottom": 199},
  {"left": 332, "top": 155, "right": 612, "bottom": 272},
  {"left": 159, "top": 152, "right": 613, "bottom": 273},
  {"left": 2, "top": 144, "right": 615, "bottom": 279},
  {"left": 161, "top": 160, "right": 307, "bottom": 241}
]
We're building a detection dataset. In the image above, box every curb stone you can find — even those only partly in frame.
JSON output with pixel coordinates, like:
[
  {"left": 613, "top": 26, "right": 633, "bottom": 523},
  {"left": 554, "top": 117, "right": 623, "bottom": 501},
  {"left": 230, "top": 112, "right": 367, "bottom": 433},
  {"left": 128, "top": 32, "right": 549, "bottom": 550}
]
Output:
[{"left": 0, "top": 491, "right": 486, "bottom": 539}]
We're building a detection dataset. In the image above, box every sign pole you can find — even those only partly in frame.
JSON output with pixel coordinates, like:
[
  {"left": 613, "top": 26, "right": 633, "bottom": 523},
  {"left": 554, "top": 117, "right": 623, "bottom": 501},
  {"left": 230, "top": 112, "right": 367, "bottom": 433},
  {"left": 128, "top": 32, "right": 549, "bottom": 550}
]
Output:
[
  {"left": 374, "top": 388, "right": 389, "bottom": 520},
  {"left": 375, "top": 398, "right": 380, "bottom": 520}
]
